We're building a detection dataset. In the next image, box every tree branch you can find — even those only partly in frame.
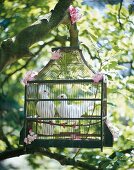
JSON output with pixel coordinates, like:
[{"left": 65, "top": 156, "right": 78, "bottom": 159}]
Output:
[
  {"left": 0, "top": 0, "right": 72, "bottom": 72},
  {"left": 118, "top": 0, "right": 123, "bottom": 29},
  {"left": 0, "top": 39, "right": 55, "bottom": 88},
  {"left": 0, "top": 147, "right": 133, "bottom": 169},
  {"left": 0, "top": 147, "right": 100, "bottom": 170},
  {"left": 69, "top": 23, "right": 79, "bottom": 46}
]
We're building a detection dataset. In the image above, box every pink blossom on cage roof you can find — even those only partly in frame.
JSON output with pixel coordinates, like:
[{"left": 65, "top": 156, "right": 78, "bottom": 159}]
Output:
[
  {"left": 22, "top": 70, "right": 38, "bottom": 85},
  {"left": 68, "top": 5, "right": 82, "bottom": 24},
  {"left": 51, "top": 49, "right": 61, "bottom": 60},
  {"left": 92, "top": 72, "right": 104, "bottom": 83}
]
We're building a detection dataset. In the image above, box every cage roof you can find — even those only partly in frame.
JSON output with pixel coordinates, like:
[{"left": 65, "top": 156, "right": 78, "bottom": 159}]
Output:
[{"left": 36, "top": 47, "right": 95, "bottom": 80}]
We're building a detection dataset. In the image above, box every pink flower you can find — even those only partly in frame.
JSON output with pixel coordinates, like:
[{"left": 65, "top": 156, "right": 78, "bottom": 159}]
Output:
[
  {"left": 68, "top": 5, "right": 82, "bottom": 24},
  {"left": 92, "top": 72, "right": 103, "bottom": 83},
  {"left": 24, "top": 129, "right": 37, "bottom": 145},
  {"left": 51, "top": 50, "right": 61, "bottom": 60},
  {"left": 33, "top": 134, "right": 37, "bottom": 140},
  {"left": 29, "top": 131, "right": 34, "bottom": 136},
  {"left": 22, "top": 70, "right": 38, "bottom": 85}
]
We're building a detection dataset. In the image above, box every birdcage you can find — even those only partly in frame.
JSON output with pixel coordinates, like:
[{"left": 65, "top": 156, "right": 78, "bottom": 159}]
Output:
[{"left": 20, "top": 47, "right": 113, "bottom": 150}]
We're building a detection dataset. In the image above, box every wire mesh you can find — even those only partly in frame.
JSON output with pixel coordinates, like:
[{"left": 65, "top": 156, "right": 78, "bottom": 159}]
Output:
[
  {"left": 38, "top": 48, "right": 93, "bottom": 80},
  {"left": 22, "top": 47, "right": 108, "bottom": 148},
  {"left": 25, "top": 80, "right": 105, "bottom": 146}
]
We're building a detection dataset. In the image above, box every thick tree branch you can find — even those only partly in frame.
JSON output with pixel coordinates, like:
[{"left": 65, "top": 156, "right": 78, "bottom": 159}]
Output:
[
  {"left": 0, "top": 34, "right": 68, "bottom": 87},
  {"left": 0, "top": 147, "right": 133, "bottom": 169},
  {"left": 0, "top": 147, "right": 25, "bottom": 160},
  {"left": 0, "top": 0, "right": 72, "bottom": 72},
  {"left": 0, "top": 147, "right": 100, "bottom": 170}
]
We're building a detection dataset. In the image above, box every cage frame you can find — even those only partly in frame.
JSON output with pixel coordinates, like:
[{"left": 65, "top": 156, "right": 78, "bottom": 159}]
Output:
[
  {"left": 22, "top": 78, "right": 108, "bottom": 151},
  {"left": 20, "top": 46, "right": 113, "bottom": 151}
]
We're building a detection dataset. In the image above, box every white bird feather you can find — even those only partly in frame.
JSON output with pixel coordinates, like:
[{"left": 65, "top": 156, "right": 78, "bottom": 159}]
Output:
[
  {"left": 57, "top": 94, "right": 90, "bottom": 118},
  {"left": 36, "top": 85, "right": 55, "bottom": 135},
  {"left": 42, "top": 123, "right": 54, "bottom": 136}
]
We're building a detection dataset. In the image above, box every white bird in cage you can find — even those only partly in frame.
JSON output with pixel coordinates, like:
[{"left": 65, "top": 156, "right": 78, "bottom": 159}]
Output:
[
  {"left": 57, "top": 94, "right": 91, "bottom": 119},
  {"left": 42, "top": 123, "right": 54, "bottom": 136},
  {"left": 36, "top": 85, "right": 55, "bottom": 135}
]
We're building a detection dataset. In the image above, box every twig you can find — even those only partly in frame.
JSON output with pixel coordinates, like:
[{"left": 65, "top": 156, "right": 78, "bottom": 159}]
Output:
[
  {"left": 118, "top": 0, "right": 123, "bottom": 29},
  {"left": 32, "top": 120, "right": 101, "bottom": 127},
  {"left": 80, "top": 50, "right": 96, "bottom": 74},
  {"left": 81, "top": 43, "right": 100, "bottom": 61}
]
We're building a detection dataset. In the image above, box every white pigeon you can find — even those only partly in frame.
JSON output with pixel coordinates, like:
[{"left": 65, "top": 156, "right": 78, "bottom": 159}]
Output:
[
  {"left": 36, "top": 85, "right": 55, "bottom": 135},
  {"left": 57, "top": 94, "right": 90, "bottom": 119},
  {"left": 42, "top": 123, "right": 54, "bottom": 136}
]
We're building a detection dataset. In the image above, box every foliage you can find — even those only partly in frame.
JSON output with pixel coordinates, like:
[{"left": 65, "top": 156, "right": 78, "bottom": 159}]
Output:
[{"left": 0, "top": 0, "right": 134, "bottom": 170}]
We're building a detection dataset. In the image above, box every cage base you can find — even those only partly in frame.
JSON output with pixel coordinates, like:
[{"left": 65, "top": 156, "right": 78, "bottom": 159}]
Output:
[{"left": 25, "top": 139, "right": 102, "bottom": 149}]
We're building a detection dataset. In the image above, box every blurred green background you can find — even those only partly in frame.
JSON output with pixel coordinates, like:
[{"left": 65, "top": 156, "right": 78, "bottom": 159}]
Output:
[{"left": 0, "top": 0, "right": 134, "bottom": 169}]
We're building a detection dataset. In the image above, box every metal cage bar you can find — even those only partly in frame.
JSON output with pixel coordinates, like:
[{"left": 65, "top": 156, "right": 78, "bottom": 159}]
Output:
[
  {"left": 19, "top": 46, "right": 113, "bottom": 150},
  {"left": 22, "top": 79, "right": 106, "bottom": 149}
]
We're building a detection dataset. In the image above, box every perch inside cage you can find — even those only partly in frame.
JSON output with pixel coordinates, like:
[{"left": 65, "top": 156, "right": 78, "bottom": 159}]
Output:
[{"left": 20, "top": 47, "right": 113, "bottom": 150}]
